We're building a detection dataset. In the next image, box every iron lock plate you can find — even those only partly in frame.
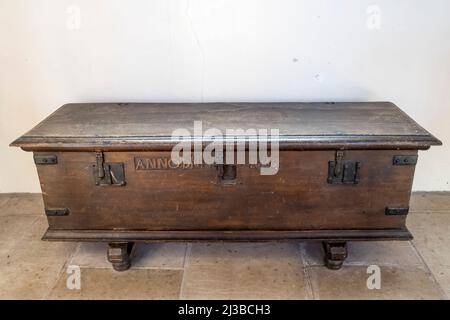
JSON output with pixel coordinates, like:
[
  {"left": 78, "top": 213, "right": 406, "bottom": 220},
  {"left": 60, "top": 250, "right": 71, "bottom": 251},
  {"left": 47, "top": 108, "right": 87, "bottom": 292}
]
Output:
[
  {"left": 93, "top": 162, "right": 126, "bottom": 186},
  {"left": 93, "top": 152, "right": 126, "bottom": 186},
  {"left": 327, "top": 151, "right": 361, "bottom": 184}
]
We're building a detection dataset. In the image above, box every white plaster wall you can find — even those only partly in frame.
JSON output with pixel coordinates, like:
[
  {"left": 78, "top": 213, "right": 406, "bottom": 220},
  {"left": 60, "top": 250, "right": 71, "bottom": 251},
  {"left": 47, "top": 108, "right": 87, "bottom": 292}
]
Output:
[{"left": 1, "top": 0, "right": 449, "bottom": 192}]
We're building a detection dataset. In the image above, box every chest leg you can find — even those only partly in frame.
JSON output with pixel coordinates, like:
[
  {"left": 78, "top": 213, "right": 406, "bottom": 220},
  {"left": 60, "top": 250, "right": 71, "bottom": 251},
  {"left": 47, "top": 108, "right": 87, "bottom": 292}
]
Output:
[
  {"left": 107, "top": 242, "right": 136, "bottom": 271},
  {"left": 322, "top": 241, "right": 348, "bottom": 270}
]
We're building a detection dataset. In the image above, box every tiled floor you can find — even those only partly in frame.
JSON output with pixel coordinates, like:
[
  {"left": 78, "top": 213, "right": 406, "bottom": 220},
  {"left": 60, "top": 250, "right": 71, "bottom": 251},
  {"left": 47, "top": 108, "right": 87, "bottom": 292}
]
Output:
[{"left": 0, "top": 192, "right": 448, "bottom": 300}]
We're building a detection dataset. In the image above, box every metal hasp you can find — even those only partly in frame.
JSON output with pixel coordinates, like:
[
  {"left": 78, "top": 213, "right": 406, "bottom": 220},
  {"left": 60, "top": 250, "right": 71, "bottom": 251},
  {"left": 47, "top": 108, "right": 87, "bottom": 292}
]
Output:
[
  {"left": 327, "top": 151, "right": 361, "bottom": 184},
  {"left": 92, "top": 152, "right": 126, "bottom": 186}
]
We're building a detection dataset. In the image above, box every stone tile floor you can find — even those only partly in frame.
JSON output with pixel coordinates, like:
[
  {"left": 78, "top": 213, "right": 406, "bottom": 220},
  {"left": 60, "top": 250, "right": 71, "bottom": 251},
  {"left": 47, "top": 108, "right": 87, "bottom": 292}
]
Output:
[{"left": 0, "top": 192, "right": 448, "bottom": 300}]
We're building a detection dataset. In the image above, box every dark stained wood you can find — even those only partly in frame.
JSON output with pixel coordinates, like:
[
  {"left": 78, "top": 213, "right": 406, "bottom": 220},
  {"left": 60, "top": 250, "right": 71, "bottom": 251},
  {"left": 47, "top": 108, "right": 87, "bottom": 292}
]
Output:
[
  {"left": 43, "top": 228, "right": 413, "bottom": 241},
  {"left": 36, "top": 150, "right": 415, "bottom": 231},
  {"left": 11, "top": 102, "right": 441, "bottom": 150},
  {"left": 11, "top": 102, "right": 441, "bottom": 271}
]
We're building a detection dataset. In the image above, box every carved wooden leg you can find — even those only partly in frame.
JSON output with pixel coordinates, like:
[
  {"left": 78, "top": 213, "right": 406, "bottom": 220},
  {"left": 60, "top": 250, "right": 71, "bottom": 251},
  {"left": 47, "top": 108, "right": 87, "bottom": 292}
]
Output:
[
  {"left": 322, "top": 241, "right": 348, "bottom": 270},
  {"left": 107, "top": 242, "right": 136, "bottom": 271}
]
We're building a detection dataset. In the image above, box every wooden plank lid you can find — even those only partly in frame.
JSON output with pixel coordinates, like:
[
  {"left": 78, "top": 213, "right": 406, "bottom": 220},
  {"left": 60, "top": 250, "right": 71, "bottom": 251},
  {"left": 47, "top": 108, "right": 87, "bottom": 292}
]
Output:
[{"left": 11, "top": 102, "right": 442, "bottom": 150}]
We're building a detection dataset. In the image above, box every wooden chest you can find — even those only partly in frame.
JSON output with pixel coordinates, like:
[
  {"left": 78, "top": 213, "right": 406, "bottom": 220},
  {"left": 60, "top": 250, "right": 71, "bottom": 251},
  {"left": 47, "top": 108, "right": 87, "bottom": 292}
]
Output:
[{"left": 11, "top": 102, "right": 441, "bottom": 271}]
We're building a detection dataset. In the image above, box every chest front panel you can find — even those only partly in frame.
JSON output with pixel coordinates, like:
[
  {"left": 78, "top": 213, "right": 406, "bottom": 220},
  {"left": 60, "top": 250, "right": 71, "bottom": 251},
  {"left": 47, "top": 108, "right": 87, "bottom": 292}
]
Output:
[{"left": 35, "top": 149, "right": 416, "bottom": 231}]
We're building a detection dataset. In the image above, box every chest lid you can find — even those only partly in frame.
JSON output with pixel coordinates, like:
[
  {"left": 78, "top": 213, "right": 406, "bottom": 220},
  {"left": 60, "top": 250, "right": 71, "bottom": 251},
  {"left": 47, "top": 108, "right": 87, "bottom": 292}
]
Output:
[{"left": 11, "top": 102, "right": 441, "bottom": 150}]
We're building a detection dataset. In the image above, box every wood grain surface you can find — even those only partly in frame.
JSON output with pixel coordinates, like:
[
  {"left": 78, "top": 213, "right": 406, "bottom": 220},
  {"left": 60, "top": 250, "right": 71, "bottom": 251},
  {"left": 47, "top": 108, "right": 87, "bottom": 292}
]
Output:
[
  {"left": 36, "top": 150, "right": 416, "bottom": 231},
  {"left": 11, "top": 102, "right": 441, "bottom": 150}
]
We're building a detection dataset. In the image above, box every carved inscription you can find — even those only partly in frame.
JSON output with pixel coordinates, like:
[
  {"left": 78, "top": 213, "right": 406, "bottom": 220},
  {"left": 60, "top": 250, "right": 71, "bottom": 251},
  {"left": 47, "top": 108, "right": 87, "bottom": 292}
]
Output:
[
  {"left": 134, "top": 157, "right": 211, "bottom": 170},
  {"left": 134, "top": 157, "right": 267, "bottom": 170}
]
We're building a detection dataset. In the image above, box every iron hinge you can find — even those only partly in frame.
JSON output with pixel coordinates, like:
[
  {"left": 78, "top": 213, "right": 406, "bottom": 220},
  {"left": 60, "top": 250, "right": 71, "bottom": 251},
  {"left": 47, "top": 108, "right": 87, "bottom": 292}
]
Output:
[
  {"left": 45, "top": 208, "right": 70, "bottom": 216},
  {"left": 92, "top": 152, "right": 126, "bottom": 186},
  {"left": 34, "top": 154, "right": 57, "bottom": 165},
  {"left": 385, "top": 207, "right": 409, "bottom": 215},
  {"left": 393, "top": 155, "right": 418, "bottom": 166},
  {"left": 327, "top": 151, "right": 361, "bottom": 184}
]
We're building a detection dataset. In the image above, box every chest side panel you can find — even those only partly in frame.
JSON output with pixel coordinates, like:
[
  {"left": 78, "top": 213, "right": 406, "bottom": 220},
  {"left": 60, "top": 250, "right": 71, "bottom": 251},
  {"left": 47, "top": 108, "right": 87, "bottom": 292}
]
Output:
[{"left": 35, "top": 150, "right": 416, "bottom": 231}]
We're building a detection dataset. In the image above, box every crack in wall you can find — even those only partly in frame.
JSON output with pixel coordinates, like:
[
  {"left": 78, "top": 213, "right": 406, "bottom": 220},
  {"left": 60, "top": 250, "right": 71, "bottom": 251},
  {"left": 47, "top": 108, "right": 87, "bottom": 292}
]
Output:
[{"left": 186, "top": 0, "right": 205, "bottom": 102}]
